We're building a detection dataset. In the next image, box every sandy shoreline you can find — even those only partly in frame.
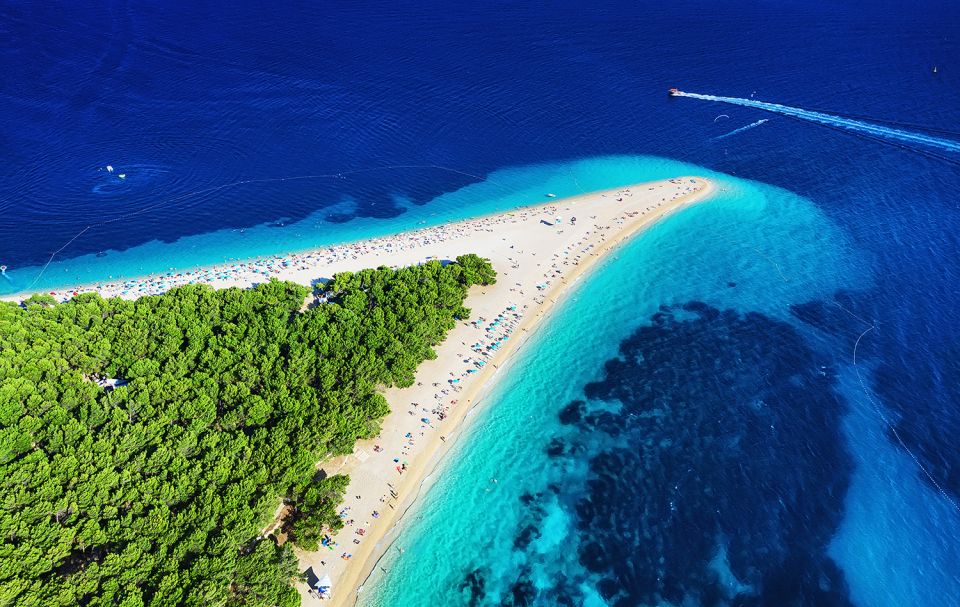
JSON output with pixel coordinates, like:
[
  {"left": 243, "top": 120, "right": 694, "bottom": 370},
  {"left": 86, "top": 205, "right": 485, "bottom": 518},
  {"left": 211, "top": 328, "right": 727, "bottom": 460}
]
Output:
[
  {"left": 292, "top": 177, "right": 715, "bottom": 606},
  {"left": 2, "top": 180, "right": 690, "bottom": 305},
  {"left": 5, "top": 177, "right": 715, "bottom": 605}
]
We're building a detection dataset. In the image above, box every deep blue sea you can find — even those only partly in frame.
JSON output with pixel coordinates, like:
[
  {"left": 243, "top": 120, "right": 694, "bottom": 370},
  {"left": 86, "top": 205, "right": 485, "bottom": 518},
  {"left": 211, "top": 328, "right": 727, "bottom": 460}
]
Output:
[{"left": 3, "top": 1, "right": 960, "bottom": 605}]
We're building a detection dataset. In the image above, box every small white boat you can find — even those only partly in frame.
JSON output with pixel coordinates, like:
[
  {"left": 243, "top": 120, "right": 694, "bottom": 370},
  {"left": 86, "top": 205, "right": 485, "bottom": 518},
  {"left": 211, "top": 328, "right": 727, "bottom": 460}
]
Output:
[
  {"left": 106, "top": 165, "right": 114, "bottom": 173},
  {"left": 546, "top": 193, "right": 556, "bottom": 198}
]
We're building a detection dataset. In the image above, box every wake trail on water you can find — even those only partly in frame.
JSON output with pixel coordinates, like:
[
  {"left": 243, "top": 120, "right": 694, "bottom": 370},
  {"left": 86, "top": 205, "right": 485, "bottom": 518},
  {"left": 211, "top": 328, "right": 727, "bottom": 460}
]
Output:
[
  {"left": 714, "top": 119, "right": 769, "bottom": 141},
  {"left": 676, "top": 92, "right": 960, "bottom": 154}
]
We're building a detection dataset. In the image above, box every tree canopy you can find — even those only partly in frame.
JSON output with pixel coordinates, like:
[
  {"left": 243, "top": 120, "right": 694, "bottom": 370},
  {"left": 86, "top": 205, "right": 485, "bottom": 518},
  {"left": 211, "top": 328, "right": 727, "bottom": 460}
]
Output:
[{"left": 0, "top": 255, "right": 495, "bottom": 606}]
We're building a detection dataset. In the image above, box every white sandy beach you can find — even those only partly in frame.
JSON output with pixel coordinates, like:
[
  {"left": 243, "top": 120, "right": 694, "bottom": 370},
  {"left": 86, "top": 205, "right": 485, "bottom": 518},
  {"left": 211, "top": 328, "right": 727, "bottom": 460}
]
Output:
[
  {"left": 5, "top": 176, "right": 714, "bottom": 605},
  {"left": 282, "top": 177, "right": 715, "bottom": 606}
]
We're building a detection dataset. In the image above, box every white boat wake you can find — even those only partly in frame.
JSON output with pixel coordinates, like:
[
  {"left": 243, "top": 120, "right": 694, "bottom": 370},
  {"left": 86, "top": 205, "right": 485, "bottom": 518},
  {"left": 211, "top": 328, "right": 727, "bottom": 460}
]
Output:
[
  {"left": 714, "top": 119, "right": 769, "bottom": 141},
  {"left": 675, "top": 91, "right": 960, "bottom": 154}
]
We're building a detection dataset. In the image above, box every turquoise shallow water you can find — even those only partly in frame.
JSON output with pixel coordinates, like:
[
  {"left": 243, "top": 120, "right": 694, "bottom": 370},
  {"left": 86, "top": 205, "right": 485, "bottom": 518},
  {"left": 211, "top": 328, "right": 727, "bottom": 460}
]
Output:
[
  {"left": 362, "top": 169, "right": 852, "bottom": 605},
  {"left": 3, "top": 155, "right": 719, "bottom": 295},
  {"left": 830, "top": 367, "right": 960, "bottom": 607},
  {"left": 354, "top": 168, "right": 948, "bottom": 605}
]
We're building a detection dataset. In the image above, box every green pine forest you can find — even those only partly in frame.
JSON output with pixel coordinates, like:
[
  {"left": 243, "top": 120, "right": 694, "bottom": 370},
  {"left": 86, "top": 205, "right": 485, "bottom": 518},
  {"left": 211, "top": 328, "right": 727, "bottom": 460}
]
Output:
[{"left": 0, "top": 254, "right": 497, "bottom": 607}]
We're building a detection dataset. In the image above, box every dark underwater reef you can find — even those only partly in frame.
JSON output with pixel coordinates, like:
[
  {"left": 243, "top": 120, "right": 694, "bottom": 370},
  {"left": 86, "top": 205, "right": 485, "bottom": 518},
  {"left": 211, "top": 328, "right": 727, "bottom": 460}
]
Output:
[{"left": 463, "top": 302, "right": 855, "bottom": 606}]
